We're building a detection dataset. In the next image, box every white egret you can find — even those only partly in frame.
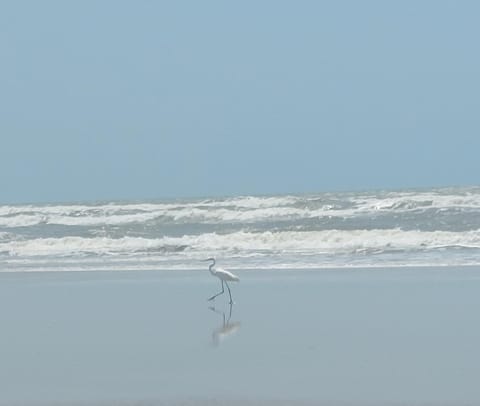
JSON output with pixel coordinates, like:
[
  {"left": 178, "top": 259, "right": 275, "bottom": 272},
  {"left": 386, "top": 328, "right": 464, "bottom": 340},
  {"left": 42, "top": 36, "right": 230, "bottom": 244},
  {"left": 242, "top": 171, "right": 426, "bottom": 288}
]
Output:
[{"left": 204, "top": 257, "right": 239, "bottom": 304}]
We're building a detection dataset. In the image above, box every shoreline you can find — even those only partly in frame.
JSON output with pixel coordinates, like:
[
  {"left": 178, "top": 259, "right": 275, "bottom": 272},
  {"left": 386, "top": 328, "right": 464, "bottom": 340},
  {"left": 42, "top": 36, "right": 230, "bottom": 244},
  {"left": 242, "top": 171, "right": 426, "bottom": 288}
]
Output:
[{"left": 1, "top": 262, "right": 480, "bottom": 275}]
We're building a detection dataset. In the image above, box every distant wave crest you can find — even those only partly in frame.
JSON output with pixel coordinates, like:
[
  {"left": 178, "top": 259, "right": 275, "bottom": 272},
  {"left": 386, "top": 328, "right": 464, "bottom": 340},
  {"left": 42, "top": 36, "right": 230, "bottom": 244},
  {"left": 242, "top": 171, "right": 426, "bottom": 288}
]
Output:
[{"left": 1, "top": 187, "right": 480, "bottom": 228}]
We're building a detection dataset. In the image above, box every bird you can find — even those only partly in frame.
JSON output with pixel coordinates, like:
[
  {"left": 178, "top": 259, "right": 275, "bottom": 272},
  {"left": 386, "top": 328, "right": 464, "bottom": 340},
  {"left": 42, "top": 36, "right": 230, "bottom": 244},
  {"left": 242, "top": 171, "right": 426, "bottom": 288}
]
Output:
[{"left": 204, "top": 257, "right": 239, "bottom": 304}]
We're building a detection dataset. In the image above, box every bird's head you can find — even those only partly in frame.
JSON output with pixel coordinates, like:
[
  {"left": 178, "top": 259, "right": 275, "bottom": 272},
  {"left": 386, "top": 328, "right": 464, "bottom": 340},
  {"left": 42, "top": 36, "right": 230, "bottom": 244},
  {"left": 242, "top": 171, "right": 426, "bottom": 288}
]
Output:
[
  {"left": 203, "top": 257, "right": 215, "bottom": 263},
  {"left": 203, "top": 257, "right": 216, "bottom": 271}
]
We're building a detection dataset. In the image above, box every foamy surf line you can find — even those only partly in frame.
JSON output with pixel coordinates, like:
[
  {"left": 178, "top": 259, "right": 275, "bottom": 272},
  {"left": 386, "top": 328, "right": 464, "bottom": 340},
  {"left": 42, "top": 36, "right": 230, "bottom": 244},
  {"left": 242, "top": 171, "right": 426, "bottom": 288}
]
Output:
[
  {"left": 1, "top": 229, "right": 480, "bottom": 255},
  {"left": 3, "top": 263, "right": 480, "bottom": 274},
  {"left": 1, "top": 187, "right": 480, "bottom": 272}
]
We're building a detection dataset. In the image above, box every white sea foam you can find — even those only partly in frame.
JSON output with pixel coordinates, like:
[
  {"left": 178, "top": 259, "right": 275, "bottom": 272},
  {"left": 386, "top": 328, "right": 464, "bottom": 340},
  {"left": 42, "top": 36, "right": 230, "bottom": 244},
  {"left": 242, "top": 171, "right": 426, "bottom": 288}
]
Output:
[
  {"left": 0, "top": 204, "right": 317, "bottom": 227},
  {"left": 1, "top": 187, "right": 480, "bottom": 271},
  {"left": 2, "top": 229, "right": 479, "bottom": 259},
  {"left": 0, "top": 215, "right": 47, "bottom": 228},
  {"left": 352, "top": 188, "right": 480, "bottom": 213},
  {"left": 1, "top": 188, "right": 479, "bottom": 228},
  {"left": 206, "top": 195, "right": 299, "bottom": 208},
  {"left": 185, "top": 229, "right": 480, "bottom": 254},
  {"left": 0, "top": 236, "right": 185, "bottom": 257}
]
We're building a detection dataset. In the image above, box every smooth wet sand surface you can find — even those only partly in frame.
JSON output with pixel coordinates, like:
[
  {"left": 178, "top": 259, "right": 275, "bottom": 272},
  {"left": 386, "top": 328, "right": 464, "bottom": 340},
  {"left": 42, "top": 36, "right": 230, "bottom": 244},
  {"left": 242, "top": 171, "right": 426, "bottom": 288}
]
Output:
[{"left": 0, "top": 267, "right": 479, "bottom": 405}]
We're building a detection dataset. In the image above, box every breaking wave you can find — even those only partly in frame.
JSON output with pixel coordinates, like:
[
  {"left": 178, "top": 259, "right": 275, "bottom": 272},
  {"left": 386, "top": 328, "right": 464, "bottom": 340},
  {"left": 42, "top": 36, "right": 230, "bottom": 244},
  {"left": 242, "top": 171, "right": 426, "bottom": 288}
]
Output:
[
  {"left": 0, "top": 187, "right": 479, "bottom": 229},
  {"left": 2, "top": 229, "right": 480, "bottom": 258},
  {"left": 1, "top": 186, "right": 480, "bottom": 271}
]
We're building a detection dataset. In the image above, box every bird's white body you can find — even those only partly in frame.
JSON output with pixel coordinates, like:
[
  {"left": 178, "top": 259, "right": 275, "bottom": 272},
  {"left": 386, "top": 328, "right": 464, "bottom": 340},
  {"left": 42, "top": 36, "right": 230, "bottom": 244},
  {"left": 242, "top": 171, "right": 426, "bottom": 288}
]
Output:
[
  {"left": 205, "top": 258, "right": 239, "bottom": 303},
  {"left": 210, "top": 267, "right": 240, "bottom": 282}
]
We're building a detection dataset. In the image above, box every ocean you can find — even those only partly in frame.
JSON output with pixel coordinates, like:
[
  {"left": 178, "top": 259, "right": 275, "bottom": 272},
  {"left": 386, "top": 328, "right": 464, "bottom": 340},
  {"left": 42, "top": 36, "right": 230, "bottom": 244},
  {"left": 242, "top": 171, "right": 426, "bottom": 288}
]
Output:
[{"left": 1, "top": 186, "right": 480, "bottom": 272}]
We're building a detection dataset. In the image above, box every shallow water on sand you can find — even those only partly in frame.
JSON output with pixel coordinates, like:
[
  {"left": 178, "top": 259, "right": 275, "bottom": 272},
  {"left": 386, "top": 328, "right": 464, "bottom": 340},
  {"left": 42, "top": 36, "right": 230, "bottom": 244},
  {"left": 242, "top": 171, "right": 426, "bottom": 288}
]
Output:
[{"left": 0, "top": 267, "right": 479, "bottom": 405}]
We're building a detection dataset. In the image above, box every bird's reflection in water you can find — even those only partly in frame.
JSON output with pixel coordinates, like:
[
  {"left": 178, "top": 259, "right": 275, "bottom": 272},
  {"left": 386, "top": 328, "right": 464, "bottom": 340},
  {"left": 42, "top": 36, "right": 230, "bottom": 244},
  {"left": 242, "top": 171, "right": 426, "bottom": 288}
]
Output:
[{"left": 209, "top": 303, "right": 241, "bottom": 347}]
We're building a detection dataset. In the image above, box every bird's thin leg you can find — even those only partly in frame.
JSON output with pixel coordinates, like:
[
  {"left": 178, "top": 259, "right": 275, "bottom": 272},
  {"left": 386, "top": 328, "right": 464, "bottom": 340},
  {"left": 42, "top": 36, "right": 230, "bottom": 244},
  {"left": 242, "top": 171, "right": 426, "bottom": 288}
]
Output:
[
  {"left": 225, "top": 281, "right": 233, "bottom": 304},
  {"left": 227, "top": 301, "right": 233, "bottom": 322},
  {"left": 208, "top": 280, "right": 224, "bottom": 301}
]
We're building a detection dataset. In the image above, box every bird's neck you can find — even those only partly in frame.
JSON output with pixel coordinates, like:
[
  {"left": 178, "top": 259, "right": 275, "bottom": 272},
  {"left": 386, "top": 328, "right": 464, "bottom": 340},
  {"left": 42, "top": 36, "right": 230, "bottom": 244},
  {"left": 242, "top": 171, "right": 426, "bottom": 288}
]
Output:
[{"left": 209, "top": 260, "right": 216, "bottom": 274}]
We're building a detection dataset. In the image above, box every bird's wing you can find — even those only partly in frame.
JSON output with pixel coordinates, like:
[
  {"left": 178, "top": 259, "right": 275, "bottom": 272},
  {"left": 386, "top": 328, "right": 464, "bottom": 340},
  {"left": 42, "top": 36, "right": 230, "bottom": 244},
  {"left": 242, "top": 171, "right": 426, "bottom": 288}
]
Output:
[{"left": 217, "top": 268, "right": 240, "bottom": 282}]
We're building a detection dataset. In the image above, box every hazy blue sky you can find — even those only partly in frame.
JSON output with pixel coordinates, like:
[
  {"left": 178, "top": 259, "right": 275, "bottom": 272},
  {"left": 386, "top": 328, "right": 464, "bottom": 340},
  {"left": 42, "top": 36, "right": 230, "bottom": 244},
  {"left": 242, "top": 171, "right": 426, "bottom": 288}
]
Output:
[{"left": 1, "top": 1, "right": 479, "bottom": 203}]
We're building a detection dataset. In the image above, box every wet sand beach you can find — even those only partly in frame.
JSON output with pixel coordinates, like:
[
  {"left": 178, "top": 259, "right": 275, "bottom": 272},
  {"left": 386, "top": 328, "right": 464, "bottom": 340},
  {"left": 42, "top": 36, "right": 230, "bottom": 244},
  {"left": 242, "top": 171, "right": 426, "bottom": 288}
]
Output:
[{"left": 0, "top": 267, "right": 479, "bottom": 405}]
